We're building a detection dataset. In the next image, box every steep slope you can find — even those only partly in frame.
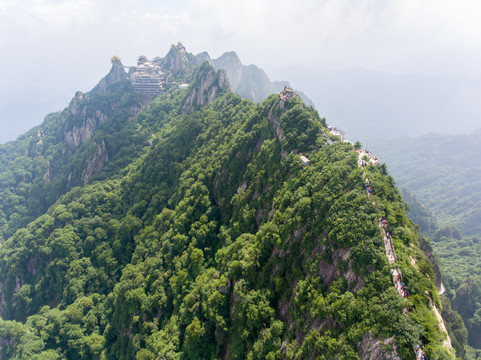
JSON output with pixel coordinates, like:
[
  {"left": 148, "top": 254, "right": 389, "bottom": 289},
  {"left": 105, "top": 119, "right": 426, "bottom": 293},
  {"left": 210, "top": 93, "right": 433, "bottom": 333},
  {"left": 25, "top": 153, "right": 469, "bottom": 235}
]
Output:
[
  {"left": 211, "top": 51, "right": 276, "bottom": 103},
  {"left": 401, "top": 189, "right": 438, "bottom": 234},
  {"left": 366, "top": 134, "right": 481, "bottom": 354},
  {"left": 180, "top": 62, "right": 230, "bottom": 115},
  {"left": 0, "top": 76, "right": 141, "bottom": 243},
  {"left": 210, "top": 51, "right": 314, "bottom": 105},
  {"left": 212, "top": 52, "right": 244, "bottom": 91},
  {"left": 370, "top": 131, "right": 481, "bottom": 237},
  {"left": 0, "top": 45, "right": 216, "bottom": 244},
  {"left": 0, "top": 73, "right": 455, "bottom": 359}
]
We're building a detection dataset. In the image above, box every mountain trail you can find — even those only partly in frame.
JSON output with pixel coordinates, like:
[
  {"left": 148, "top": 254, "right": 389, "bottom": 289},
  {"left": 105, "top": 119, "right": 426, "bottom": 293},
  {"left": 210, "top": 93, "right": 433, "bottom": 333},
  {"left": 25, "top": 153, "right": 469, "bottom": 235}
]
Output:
[{"left": 355, "top": 148, "right": 455, "bottom": 359}]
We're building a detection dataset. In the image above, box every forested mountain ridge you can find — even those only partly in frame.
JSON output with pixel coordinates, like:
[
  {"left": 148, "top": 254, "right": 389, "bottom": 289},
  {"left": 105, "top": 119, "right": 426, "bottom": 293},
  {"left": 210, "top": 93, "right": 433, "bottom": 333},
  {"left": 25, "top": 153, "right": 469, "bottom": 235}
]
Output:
[
  {"left": 370, "top": 135, "right": 481, "bottom": 353},
  {"left": 0, "top": 44, "right": 314, "bottom": 146},
  {"left": 0, "top": 49, "right": 455, "bottom": 359},
  {"left": 371, "top": 132, "right": 481, "bottom": 237},
  {"left": 0, "top": 75, "right": 140, "bottom": 242},
  {"left": 0, "top": 44, "right": 220, "bottom": 244}
]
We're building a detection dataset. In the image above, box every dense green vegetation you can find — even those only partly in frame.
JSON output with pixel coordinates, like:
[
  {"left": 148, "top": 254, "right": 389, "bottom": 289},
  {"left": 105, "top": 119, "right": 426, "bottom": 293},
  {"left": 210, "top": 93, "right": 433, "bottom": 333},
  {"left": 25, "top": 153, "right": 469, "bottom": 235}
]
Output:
[
  {"left": 0, "top": 79, "right": 139, "bottom": 242},
  {"left": 433, "top": 228, "right": 481, "bottom": 351},
  {"left": 371, "top": 132, "right": 481, "bottom": 236},
  {"left": 0, "top": 57, "right": 455, "bottom": 359},
  {"left": 371, "top": 135, "right": 481, "bottom": 355},
  {"left": 400, "top": 190, "right": 438, "bottom": 234}
]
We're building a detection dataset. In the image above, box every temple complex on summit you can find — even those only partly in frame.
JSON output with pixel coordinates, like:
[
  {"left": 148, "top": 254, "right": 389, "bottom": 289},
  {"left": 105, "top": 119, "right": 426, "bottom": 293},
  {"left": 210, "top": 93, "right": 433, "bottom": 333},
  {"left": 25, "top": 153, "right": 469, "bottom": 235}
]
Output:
[
  {"left": 127, "top": 56, "right": 164, "bottom": 96},
  {"left": 111, "top": 55, "right": 164, "bottom": 96},
  {"left": 280, "top": 86, "right": 298, "bottom": 101}
]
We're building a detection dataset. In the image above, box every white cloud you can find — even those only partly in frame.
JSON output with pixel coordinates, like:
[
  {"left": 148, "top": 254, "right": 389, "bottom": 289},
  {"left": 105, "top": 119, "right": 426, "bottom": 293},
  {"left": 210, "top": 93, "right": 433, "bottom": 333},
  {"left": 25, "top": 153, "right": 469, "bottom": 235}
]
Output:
[
  {"left": 29, "top": 0, "right": 94, "bottom": 26},
  {"left": 2, "top": 0, "right": 481, "bottom": 106}
]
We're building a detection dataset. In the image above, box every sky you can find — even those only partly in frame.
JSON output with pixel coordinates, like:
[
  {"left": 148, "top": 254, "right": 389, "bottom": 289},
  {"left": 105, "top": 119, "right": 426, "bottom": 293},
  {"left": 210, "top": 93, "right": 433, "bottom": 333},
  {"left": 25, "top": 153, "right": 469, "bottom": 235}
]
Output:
[{"left": 1, "top": 0, "right": 481, "bottom": 134}]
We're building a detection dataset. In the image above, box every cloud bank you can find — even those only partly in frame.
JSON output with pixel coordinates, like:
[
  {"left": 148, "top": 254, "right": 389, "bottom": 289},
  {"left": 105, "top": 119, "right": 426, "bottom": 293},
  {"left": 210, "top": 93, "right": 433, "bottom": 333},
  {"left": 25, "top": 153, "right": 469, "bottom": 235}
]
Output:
[{"left": 1, "top": 0, "right": 481, "bottom": 105}]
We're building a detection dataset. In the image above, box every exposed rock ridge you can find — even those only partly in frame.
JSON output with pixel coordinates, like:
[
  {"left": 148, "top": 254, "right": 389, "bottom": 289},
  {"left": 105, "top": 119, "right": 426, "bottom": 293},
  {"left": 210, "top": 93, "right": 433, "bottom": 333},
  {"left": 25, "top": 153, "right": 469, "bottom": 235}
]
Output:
[
  {"left": 212, "top": 51, "right": 243, "bottom": 91},
  {"left": 0, "top": 283, "right": 6, "bottom": 318},
  {"left": 81, "top": 140, "right": 109, "bottom": 185},
  {"left": 92, "top": 60, "right": 128, "bottom": 94},
  {"left": 358, "top": 333, "right": 402, "bottom": 360},
  {"left": 0, "top": 336, "right": 14, "bottom": 360},
  {"left": 180, "top": 63, "right": 230, "bottom": 115},
  {"left": 64, "top": 99, "right": 108, "bottom": 150},
  {"left": 162, "top": 42, "right": 191, "bottom": 75},
  {"left": 430, "top": 299, "right": 454, "bottom": 350},
  {"left": 418, "top": 236, "right": 443, "bottom": 289},
  {"left": 195, "top": 51, "right": 213, "bottom": 66},
  {"left": 212, "top": 51, "right": 315, "bottom": 105},
  {"left": 267, "top": 104, "right": 285, "bottom": 143}
]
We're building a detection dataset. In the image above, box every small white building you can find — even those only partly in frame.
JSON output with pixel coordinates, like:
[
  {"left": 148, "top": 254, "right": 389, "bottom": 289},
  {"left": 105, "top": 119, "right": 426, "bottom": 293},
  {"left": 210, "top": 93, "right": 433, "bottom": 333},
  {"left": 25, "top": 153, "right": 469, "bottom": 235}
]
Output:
[
  {"left": 300, "top": 155, "right": 310, "bottom": 166},
  {"left": 328, "top": 126, "right": 345, "bottom": 141}
]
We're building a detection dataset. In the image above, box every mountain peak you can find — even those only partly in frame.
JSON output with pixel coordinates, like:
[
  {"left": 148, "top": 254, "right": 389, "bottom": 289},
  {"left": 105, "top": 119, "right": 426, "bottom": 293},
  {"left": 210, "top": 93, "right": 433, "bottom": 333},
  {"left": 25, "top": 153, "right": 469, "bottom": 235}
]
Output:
[
  {"left": 180, "top": 62, "right": 230, "bottom": 115},
  {"left": 171, "top": 41, "right": 187, "bottom": 53},
  {"left": 212, "top": 52, "right": 243, "bottom": 90},
  {"left": 92, "top": 56, "right": 128, "bottom": 94},
  {"left": 162, "top": 41, "right": 191, "bottom": 75},
  {"left": 195, "top": 51, "right": 213, "bottom": 66},
  {"left": 215, "top": 51, "right": 241, "bottom": 64}
]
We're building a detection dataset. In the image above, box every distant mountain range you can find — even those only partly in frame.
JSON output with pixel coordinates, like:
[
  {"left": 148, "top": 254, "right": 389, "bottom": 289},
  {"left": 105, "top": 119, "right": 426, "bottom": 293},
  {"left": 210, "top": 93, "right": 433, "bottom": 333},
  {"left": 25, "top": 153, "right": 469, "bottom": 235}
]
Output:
[
  {"left": 370, "top": 130, "right": 481, "bottom": 237},
  {"left": 267, "top": 66, "right": 481, "bottom": 142},
  {"left": 0, "top": 50, "right": 312, "bottom": 144},
  {"left": 372, "top": 131, "right": 481, "bottom": 351},
  {"left": 7, "top": 54, "right": 481, "bottom": 146}
]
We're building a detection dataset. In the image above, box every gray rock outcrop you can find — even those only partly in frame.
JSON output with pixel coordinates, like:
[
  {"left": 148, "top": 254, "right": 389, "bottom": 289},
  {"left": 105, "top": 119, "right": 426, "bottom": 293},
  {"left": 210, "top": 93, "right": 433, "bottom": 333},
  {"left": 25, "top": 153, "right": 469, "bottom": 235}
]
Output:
[
  {"left": 358, "top": 333, "right": 402, "bottom": 360},
  {"left": 195, "top": 51, "right": 213, "bottom": 66},
  {"left": 163, "top": 42, "right": 190, "bottom": 76},
  {"left": 180, "top": 64, "right": 230, "bottom": 115},
  {"left": 418, "top": 236, "right": 443, "bottom": 289},
  {"left": 92, "top": 59, "right": 128, "bottom": 94},
  {"left": 211, "top": 51, "right": 316, "bottom": 105},
  {"left": 81, "top": 140, "right": 109, "bottom": 185},
  {"left": 213, "top": 51, "right": 243, "bottom": 91},
  {"left": 64, "top": 94, "right": 107, "bottom": 150}
]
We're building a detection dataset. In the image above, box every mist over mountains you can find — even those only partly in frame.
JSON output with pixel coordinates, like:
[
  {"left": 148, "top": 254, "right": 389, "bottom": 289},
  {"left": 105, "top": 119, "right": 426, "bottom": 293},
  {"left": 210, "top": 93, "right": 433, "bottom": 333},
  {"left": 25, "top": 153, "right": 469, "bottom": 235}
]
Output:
[
  {"left": 0, "top": 100, "right": 64, "bottom": 144},
  {"left": 0, "top": 51, "right": 311, "bottom": 145},
  {"left": 371, "top": 130, "right": 481, "bottom": 236},
  {"left": 4, "top": 49, "right": 481, "bottom": 146},
  {"left": 267, "top": 65, "right": 481, "bottom": 141}
]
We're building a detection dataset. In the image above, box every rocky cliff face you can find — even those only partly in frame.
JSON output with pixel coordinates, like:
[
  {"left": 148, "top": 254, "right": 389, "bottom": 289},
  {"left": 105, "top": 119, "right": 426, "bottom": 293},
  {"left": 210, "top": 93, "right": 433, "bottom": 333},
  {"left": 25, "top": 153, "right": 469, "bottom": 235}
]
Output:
[
  {"left": 212, "top": 51, "right": 243, "bottom": 91},
  {"left": 92, "top": 60, "right": 128, "bottom": 94},
  {"left": 0, "top": 337, "right": 13, "bottom": 360},
  {"left": 212, "top": 51, "right": 314, "bottom": 105},
  {"left": 195, "top": 51, "right": 213, "bottom": 66},
  {"left": 61, "top": 75, "right": 140, "bottom": 188},
  {"left": 162, "top": 43, "right": 191, "bottom": 76},
  {"left": 180, "top": 63, "right": 230, "bottom": 115},
  {"left": 0, "top": 283, "right": 5, "bottom": 318},
  {"left": 418, "top": 236, "right": 443, "bottom": 289},
  {"left": 237, "top": 64, "right": 274, "bottom": 102},
  {"left": 80, "top": 140, "right": 109, "bottom": 185},
  {"left": 267, "top": 103, "right": 285, "bottom": 143},
  {"left": 64, "top": 93, "right": 108, "bottom": 150},
  {"left": 358, "top": 333, "right": 402, "bottom": 360}
]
